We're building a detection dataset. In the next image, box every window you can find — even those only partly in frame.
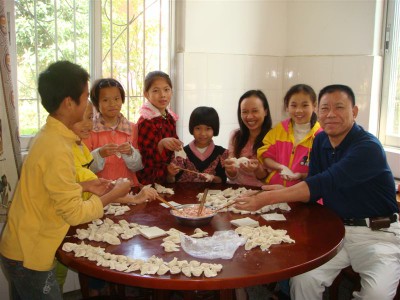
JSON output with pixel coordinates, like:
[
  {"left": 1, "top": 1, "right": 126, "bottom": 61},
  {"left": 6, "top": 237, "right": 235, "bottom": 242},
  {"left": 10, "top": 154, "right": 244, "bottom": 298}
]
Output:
[
  {"left": 12, "top": 0, "right": 170, "bottom": 149},
  {"left": 380, "top": 0, "right": 400, "bottom": 148}
]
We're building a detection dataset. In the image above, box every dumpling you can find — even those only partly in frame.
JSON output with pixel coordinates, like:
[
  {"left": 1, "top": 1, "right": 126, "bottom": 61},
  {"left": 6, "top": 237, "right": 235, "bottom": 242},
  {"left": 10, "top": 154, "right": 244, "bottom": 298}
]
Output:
[
  {"left": 62, "top": 242, "right": 77, "bottom": 252},
  {"left": 169, "top": 265, "right": 181, "bottom": 274},
  {"left": 204, "top": 267, "right": 217, "bottom": 278},
  {"left": 181, "top": 266, "right": 191, "bottom": 277},
  {"left": 156, "top": 264, "right": 169, "bottom": 275}
]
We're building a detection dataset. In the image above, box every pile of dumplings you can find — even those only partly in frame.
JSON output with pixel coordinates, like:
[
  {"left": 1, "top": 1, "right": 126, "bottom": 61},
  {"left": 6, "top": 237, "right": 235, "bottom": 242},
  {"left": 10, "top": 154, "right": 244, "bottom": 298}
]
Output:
[
  {"left": 161, "top": 228, "right": 209, "bottom": 252},
  {"left": 67, "top": 186, "right": 295, "bottom": 279},
  {"left": 62, "top": 242, "right": 223, "bottom": 278},
  {"left": 235, "top": 225, "right": 295, "bottom": 251},
  {"left": 142, "top": 183, "right": 174, "bottom": 195},
  {"left": 197, "top": 187, "right": 291, "bottom": 214},
  {"left": 103, "top": 203, "right": 131, "bottom": 216},
  {"left": 74, "top": 218, "right": 148, "bottom": 245}
]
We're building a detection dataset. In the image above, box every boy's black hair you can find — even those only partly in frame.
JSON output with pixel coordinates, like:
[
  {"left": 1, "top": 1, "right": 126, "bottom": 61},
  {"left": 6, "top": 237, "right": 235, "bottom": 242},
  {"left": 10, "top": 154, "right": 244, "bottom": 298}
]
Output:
[
  {"left": 318, "top": 84, "right": 356, "bottom": 106},
  {"left": 189, "top": 106, "right": 220, "bottom": 136},
  {"left": 38, "top": 61, "right": 89, "bottom": 114},
  {"left": 90, "top": 78, "right": 126, "bottom": 112}
]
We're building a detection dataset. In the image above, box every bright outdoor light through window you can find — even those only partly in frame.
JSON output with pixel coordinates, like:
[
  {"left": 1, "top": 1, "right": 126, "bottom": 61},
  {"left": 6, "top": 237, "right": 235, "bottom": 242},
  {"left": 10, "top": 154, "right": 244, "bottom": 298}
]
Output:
[{"left": 15, "top": 0, "right": 170, "bottom": 136}]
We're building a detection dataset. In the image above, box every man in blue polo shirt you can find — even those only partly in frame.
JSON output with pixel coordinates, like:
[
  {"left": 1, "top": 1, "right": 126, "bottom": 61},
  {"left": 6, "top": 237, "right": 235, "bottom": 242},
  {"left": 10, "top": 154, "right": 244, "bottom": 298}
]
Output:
[{"left": 235, "top": 84, "right": 399, "bottom": 300}]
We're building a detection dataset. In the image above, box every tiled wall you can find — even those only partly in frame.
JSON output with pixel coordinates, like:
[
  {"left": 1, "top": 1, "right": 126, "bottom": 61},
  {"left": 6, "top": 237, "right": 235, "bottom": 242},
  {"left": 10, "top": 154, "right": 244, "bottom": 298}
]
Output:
[
  {"left": 175, "top": 52, "right": 378, "bottom": 150},
  {"left": 173, "top": 0, "right": 383, "bottom": 151},
  {"left": 175, "top": 53, "right": 284, "bottom": 148}
]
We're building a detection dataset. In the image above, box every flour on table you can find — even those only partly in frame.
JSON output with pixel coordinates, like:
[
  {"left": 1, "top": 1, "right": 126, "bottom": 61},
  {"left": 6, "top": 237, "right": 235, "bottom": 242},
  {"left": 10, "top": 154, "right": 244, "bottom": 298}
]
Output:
[
  {"left": 139, "top": 226, "right": 167, "bottom": 239},
  {"left": 261, "top": 213, "right": 287, "bottom": 221},
  {"left": 230, "top": 217, "right": 259, "bottom": 228}
]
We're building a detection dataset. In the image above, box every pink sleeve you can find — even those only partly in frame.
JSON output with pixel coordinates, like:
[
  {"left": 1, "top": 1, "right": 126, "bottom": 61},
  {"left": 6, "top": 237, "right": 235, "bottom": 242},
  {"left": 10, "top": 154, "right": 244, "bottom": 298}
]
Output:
[
  {"left": 82, "top": 133, "right": 95, "bottom": 151},
  {"left": 228, "top": 129, "right": 238, "bottom": 157},
  {"left": 130, "top": 122, "right": 139, "bottom": 148}
]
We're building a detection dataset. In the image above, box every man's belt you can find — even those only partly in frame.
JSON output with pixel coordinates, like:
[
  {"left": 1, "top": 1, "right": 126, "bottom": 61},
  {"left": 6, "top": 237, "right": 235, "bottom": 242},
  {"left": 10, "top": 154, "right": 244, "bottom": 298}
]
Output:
[{"left": 342, "top": 214, "right": 398, "bottom": 230}]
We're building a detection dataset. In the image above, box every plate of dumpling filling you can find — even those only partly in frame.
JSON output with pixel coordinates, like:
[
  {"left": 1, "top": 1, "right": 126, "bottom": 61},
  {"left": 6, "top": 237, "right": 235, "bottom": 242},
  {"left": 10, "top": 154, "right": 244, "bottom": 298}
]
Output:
[{"left": 170, "top": 204, "right": 216, "bottom": 227}]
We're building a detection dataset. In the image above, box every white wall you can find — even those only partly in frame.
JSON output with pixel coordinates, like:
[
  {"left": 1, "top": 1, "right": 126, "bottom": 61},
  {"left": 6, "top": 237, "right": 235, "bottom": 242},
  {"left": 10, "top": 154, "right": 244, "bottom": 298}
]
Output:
[
  {"left": 174, "top": 0, "right": 398, "bottom": 177},
  {"left": 174, "top": 0, "right": 289, "bottom": 147},
  {"left": 286, "top": 1, "right": 378, "bottom": 56},
  {"left": 182, "top": 1, "right": 287, "bottom": 55}
]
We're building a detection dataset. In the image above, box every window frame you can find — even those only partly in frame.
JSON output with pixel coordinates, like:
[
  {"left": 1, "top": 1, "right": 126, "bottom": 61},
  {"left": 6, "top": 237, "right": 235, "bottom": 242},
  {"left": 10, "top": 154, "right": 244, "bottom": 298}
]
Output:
[
  {"left": 379, "top": 0, "right": 400, "bottom": 149},
  {"left": 8, "top": 0, "right": 173, "bottom": 152}
]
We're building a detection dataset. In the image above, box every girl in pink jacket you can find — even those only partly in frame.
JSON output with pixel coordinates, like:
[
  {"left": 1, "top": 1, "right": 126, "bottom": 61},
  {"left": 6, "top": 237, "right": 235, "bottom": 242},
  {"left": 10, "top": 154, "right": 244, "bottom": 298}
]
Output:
[
  {"left": 257, "top": 84, "right": 322, "bottom": 187},
  {"left": 84, "top": 78, "right": 143, "bottom": 186}
]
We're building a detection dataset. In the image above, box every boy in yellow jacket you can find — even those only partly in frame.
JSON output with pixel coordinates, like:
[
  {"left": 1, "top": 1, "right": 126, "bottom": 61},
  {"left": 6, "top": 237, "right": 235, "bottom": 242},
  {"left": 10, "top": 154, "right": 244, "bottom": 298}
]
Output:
[{"left": 0, "top": 61, "right": 131, "bottom": 299}]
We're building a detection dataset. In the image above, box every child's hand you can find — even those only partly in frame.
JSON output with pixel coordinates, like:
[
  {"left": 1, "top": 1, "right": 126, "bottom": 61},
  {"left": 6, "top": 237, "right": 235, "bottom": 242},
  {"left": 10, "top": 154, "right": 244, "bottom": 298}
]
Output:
[
  {"left": 117, "top": 142, "right": 132, "bottom": 155},
  {"left": 279, "top": 165, "right": 298, "bottom": 181},
  {"left": 159, "top": 138, "right": 183, "bottom": 152},
  {"left": 111, "top": 178, "right": 131, "bottom": 197},
  {"left": 167, "top": 163, "right": 180, "bottom": 176},
  {"left": 99, "top": 143, "right": 119, "bottom": 158},
  {"left": 81, "top": 178, "right": 112, "bottom": 195},
  {"left": 240, "top": 159, "right": 260, "bottom": 173},
  {"left": 224, "top": 158, "right": 236, "bottom": 171},
  {"left": 201, "top": 173, "right": 214, "bottom": 182},
  {"left": 133, "top": 187, "right": 158, "bottom": 204},
  {"left": 282, "top": 172, "right": 302, "bottom": 181},
  {"left": 224, "top": 158, "right": 238, "bottom": 176}
]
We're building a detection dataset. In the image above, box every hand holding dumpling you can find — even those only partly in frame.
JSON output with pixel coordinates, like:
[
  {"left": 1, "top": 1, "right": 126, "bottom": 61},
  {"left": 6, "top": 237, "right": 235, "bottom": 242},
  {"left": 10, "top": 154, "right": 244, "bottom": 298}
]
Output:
[
  {"left": 99, "top": 143, "right": 119, "bottom": 158},
  {"left": 167, "top": 163, "right": 180, "bottom": 177},
  {"left": 239, "top": 159, "right": 260, "bottom": 173},
  {"left": 111, "top": 178, "right": 131, "bottom": 198},
  {"left": 201, "top": 173, "right": 214, "bottom": 182},
  {"left": 224, "top": 158, "right": 238, "bottom": 177},
  {"left": 133, "top": 186, "right": 158, "bottom": 204},
  {"left": 117, "top": 142, "right": 132, "bottom": 156},
  {"left": 279, "top": 165, "right": 301, "bottom": 181},
  {"left": 80, "top": 178, "right": 113, "bottom": 196},
  {"left": 159, "top": 137, "right": 183, "bottom": 153}
]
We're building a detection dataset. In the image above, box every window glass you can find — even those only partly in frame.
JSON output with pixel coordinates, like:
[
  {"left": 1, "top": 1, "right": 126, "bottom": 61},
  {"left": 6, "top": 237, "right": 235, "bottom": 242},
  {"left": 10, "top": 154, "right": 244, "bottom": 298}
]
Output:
[
  {"left": 14, "top": 0, "right": 170, "bottom": 138},
  {"left": 380, "top": 0, "right": 400, "bottom": 148}
]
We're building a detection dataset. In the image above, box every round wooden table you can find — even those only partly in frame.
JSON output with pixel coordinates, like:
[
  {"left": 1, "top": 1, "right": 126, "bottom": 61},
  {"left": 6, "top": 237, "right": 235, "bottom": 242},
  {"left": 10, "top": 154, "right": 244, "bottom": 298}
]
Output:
[{"left": 57, "top": 182, "right": 344, "bottom": 298}]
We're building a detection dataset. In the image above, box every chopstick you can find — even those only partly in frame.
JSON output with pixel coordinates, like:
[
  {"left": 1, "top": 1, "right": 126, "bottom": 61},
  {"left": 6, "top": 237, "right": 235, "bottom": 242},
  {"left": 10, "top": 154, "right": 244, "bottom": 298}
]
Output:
[
  {"left": 213, "top": 200, "right": 238, "bottom": 213},
  {"left": 165, "top": 162, "right": 204, "bottom": 177},
  {"left": 214, "top": 190, "right": 264, "bottom": 213},
  {"left": 155, "top": 195, "right": 180, "bottom": 212},
  {"left": 178, "top": 167, "right": 202, "bottom": 176},
  {"left": 197, "top": 188, "right": 209, "bottom": 216}
]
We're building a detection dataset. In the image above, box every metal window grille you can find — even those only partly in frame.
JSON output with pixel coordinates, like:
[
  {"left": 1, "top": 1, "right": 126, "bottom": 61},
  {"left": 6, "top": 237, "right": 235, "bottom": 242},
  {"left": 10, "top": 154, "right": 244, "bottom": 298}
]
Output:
[{"left": 14, "top": 0, "right": 170, "bottom": 138}]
